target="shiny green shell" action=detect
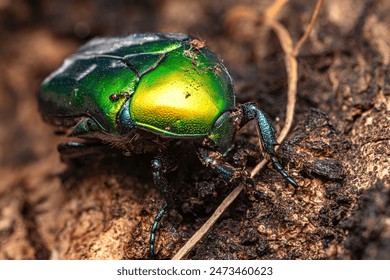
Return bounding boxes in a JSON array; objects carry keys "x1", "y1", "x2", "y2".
[{"x1": 39, "y1": 33, "x2": 235, "y2": 139}]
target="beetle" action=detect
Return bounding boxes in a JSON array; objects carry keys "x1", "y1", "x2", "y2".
[{"x1": 38, "y1": 33, "x2": 298, "y2": 258}]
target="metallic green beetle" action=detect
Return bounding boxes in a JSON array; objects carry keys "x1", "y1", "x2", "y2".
[{"x1": 39, "y1": 33, "x2": 297, "y2": 258}]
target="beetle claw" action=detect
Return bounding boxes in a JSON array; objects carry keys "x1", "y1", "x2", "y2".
[{"x1": 270, "y1": 156, "x2": 299, "y2": 189}]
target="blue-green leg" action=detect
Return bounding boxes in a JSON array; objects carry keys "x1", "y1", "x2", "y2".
[
  {"x1": 270, "y1": 156, "x2": 298, "y2": 188},
  {"x1": 149, "y1": 202, "x2": 168, "y2": 259},
  {"x1": 240, "y1": 103, "x2": 298, "y2": 188},
  {"x1": 151, "y1": 154, "x2": 178, "y2": 208},
  {"x1": 149, "y1": 153, "x2": 178, "y2": 258}
]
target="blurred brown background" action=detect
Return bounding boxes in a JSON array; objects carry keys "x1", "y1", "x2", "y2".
[{"x1": 0, "y1": 0, "x2": 389, "y2": 259}]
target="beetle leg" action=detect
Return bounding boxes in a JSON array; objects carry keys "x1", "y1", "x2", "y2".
[
  {"x1": 197, "y1": 146, "x2": 250, "y2": 180},
  {"x1": 239, "y1": 103, "x2": 298, "y2": 188},
  {"x1": 149, "y1": 202, "x2": 168, "y2": 259},
  {"x1": 57, "y1": 141, "x2": 108, "y2": 163},
  {"x1": 68, "y1": 117, "x2": 102, "y2": 138},
  {"x1": 149, "y1": 152, "x2": 179, "y2": 258},
  {"x1": 151, "y1": 153, "x2": 179, "y2": 208}
]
